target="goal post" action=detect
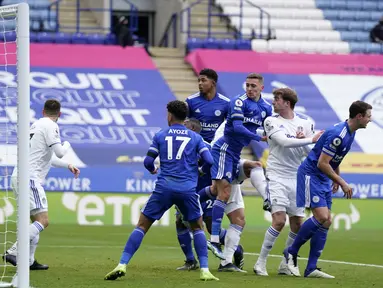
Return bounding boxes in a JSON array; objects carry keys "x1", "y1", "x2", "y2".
[{"x1": 0, "y1": 3, "x2": 30, "y2": 288}]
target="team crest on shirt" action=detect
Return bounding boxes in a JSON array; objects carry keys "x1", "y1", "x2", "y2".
[
  {"x1": 297, "y1": 126, "x2": 304, "y2": 133},
  {"x1": 261, "y1": 111, "x2": 266, "y2": 118},
  {"x1": 264, "y1": 119, "x2": 274, "y2": 132},
  {"x1": 226, "y1": 172, "x2": 232, "y2": 179},
  {"x1": 332, "y1": 137, "x2": 342, "y2": 146},
  {"x1": 235, "y1": 99, "x2": 243, "y2": 107},
  {"x1": 215, "y1": 110, "x2": 221, "y2": 116}
]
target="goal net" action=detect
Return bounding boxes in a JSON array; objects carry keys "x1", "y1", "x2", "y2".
[{"x1": 0, "y1": 3, "x2": 30, "y2": 288}]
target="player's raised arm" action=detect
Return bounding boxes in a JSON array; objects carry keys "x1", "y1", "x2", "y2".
[
  {"x1": 144, "y1": 133, "x2": 160, "y2": 174},
  {"x1": 264, "y1": 117, "x2": 323, "y2": 148},
  {"x1": 231, "y1": 99, "x2": 261, "y2": 142},
  {"x1": 197, "y1": 135, "x2": 213, "y2": 166}
]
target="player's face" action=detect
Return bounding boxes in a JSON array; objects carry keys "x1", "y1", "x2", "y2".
[
  {"x1": 184, "y1": 119, "x2": 192, "y2": 130},
  {"x1": 198, "y1": 75, "x2": 214, "y2": 94},
  {"x1": 358, "y1": 109, "x2": 372, "y2": 128},
  {"x1": 245, "y1": 78, "x2": 264, "y2": 99},
  {"x1": 272, "y1": 95, "x2": 288, "y2": 113}
]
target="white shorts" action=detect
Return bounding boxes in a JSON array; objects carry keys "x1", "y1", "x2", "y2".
[
  {"x1": 225, "y1": 184, "x2": 244, "y2": 215},
  {"x1": 11, "y1": 177, "x2": 48, "y2": 215},
  {"x1": 267, "y1": 175, "x2": 304, "y2": 217}
]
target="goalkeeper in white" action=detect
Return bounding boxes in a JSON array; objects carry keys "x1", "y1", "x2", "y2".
[
  {"x1": 254, "y1": 88, "x2": 323, "y2": 276},
  {"x1": 3, "y1": 99, "x2": 80, "y2": 270}
]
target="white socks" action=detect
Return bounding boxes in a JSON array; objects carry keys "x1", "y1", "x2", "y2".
[
  {"x1": 258, "y1": 226, "x2": 280, "y2": 263},
  {"x1": 221, "y1": 224, "x2": 243, "y2": 266}
]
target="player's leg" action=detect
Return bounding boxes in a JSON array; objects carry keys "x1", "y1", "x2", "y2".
[
  {"x1": 175, "y1": 210, "x2": 198, "y2": 270},
  {"x1": 218, "y1": 184, "x2": 246, "y2": 273},
  {"x1": 304, "y1": 192, "x2": 333, "y2": 278},
  {"x1": 210, "y1": 144, "x2": 236, "y2": 258},
  {"x1": 284, "y1": 169, "x2": 333, "y2": 277},
  {"x1": 255, "y1": 176, "x2": 288, "y2": 276},
  {"x1": 4, "y1": 178, "x2": 48, "y2": 270},
  {"x1": 176, "y1": 192, "x2": 219, "y2": 281},
  {"x1": 278, "y1": 178, "x2": 305, "y2": 275},
  {"x1": 105, "y1": 192, "x2": 170, "y2": 280}
]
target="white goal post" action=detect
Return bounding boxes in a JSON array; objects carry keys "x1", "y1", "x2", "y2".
[{"x1": 0, "y1": 3, "x2": 30, "y2": 288}]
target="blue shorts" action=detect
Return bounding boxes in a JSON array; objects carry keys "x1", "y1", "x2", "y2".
[
  {"x1": 142, "y1": 191, "x2": 202, "y2": 222},
  {"x1": 211, "y1": 140, "x2": 240, "y2": 183},
  {"x1": 296, "y1": 166, "x2": 332, "y2": 210}
]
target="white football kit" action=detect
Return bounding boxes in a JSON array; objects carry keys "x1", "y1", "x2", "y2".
[
  {"x1": 11, "y1": 117, "x2": 62, "y2": 215},
  {"x1": 264, "y1": 114, "x2": 315, "y2": 216}
]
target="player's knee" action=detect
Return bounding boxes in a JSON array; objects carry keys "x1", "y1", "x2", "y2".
[
  {"x1": 175, "y1": 218, "x2": 186, "y2": 230},
  {"x1": 322, "y1": 217, "x2": 332, "y2": 229},
  {"x1": 272, "y1": 212, "x2": 286, "y2": 231}
]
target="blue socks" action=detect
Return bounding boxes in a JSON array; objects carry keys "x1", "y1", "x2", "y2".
[
  {"x1": 120, "y1": 227, "x2": 145, "y2": 264},
  {"x1": 176, "y1": 228, "x2": 194, "y2": 262}
]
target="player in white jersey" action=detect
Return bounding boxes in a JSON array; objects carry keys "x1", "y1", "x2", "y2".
[
  {"x1": 254, "y1": 88, "x2": 323, "y2": 276},
  {"x1": 202, "y1": 121, "x2": 270, "y2": 272},
  {"x1": 3, "y1": 99, "x2": 80, "y2": 270}
]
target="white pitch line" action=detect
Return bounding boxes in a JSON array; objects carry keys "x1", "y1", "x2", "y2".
[{"x1": 42, "y1": 244, "x2": 383, "y2": 269}]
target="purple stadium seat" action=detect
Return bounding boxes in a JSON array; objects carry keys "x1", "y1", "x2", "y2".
[
  {"x1": 235, "y1": 40, "x2": 251, "y2": 50},
  {"x1": 204, "y1": 38, "x2": 220, "y2": 49},
  {"x1": 187, "y1": 38, "x2": 205, "y2": 52},
  {"x1": 30, "y1": 32, "x2": 38, "y2": 43},
  {"x1": 105, "y1": 33, "x2": 117, "y2": 45},
  {"x1": 217, "y1": 39, "x2": 236, "y2": 50}
]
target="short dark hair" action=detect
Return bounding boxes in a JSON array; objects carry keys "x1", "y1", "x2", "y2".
[
  {"x1": 273, "y1": 88, "x2": 298, "y2": 109},
  {"x1": 199, "y1": 68, "x2": 218, "y2": 83},
  {"x1": 186, "y1": 118, "x2": 202, "y2": 133},
  {"x1": 167, "y1": 100, "x2": 188, "y2": 121},
  {"x1": 246, "y1": 73, "x2": 264, "y2": 84},
  {"x1": 349, "y1": 101, "x2": 372, "y2": 118},
  {"x1": 44, "y1": 99, "x2": 61, "y2": 116}
]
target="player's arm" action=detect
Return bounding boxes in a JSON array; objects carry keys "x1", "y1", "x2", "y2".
[
  {"x1": 317, "y1": 134, "x2": 352, "y2": 198},
  {"x1": 197, "y1": 137, "x2": 213, "y2": 166},
  {"x1": 317, "y1": 153, "x2": 347, "y2": 187},
  {"x1": 51, "y1": 155, "x2": 80, "y2": 178},
  {"x1": 185, "y1": 99, "x2": 191, "y2": 117},
  {"x1": 302, "y1": 120, "x2": 316, "y2": 154},
  {"x1": 230, "y1": 99, "x2": 261, "y2": 141},
  {"x1": 45, "y1": 123, "x2": 70, "y2": 158},
  {"x1": 144, "y1": 133, "x2": 159, "y2": 174}
]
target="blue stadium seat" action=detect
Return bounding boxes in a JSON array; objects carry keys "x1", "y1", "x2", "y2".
[
  {"x1": 4, "y1": 31, "x2": 16, "y2": 42},
  {"x1": 71, "y1": 33, "x2": 88, "y2": 44},
  {"x1": 217, "y1": 39, "x2": 236, "y2": 50},
  {"x1": 54, "y1": 32, "x2": 71, "y2": 44},
  {"x1": 204, "y1": 38, "x2": 220, "y2": 49},
  {"x1": 105, "y1": 33, "x2": 117, "y2": 45},
  {"x1": 37, "y1": 32, "x2": 55, "y2": 43},
  {"x1": 349, "y1": 42, "x2": 366, "y2": 53},
  {"x1": 87, "y1": 33, "x2": 106, "y2": 45},
  {"x1": 235, "y1": 39, "x2": 251, "y2": 50},
  {"x1": 30, "y1": 32, "x2": 38, "y2": 43},
  {"x1": 187, "y1": 38, "x2": 205, "y2": 51},
  {"x1": 365, "y1": 43, "x2": 383, "y2": 54}
]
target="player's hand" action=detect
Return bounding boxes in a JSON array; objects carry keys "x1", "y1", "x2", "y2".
[
  {"x1": 332, "y1": 182, "x2": 339, "y2": 193},
  {"x1": 340, "y1": 183, "x2": 353, "y2": 199},
  {"x1": 312, "y1": 130, "x2": 324, "y2": 143},
  {"x1": 296, "y1": 131, "x2": 305, "y2": 139},
  {"x1": 150, "y1": 166, "x2": 158, "y2": 175},
  {"x1": 261, "y1": 136, "x2": 268, "y2": 142},
  {"x1": 263, "y1": 198, "x2": 271, "y2": 212},
  {"x1": 68, "y1": 164, "x2": 80, "y2": 179}
]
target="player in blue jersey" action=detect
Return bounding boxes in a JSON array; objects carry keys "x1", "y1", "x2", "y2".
[
  {"x1": 284, "y1": 100, "x2": 372, "y2": 279},
  {"x1": 209, "y1": 73, "x2": 272, "y2": 258},
  {"x1": 185, "y1": 68, "x2": 230, "y2": 143},
  {"x1": 104, "y1": 100, "x2": 219, "y2": 281}
]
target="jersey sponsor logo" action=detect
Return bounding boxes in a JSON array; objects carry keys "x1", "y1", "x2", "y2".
[
  {"x1": 235, "y1": 99, "x2": 243, "y2": 107},
  {"x1": 244, "y1": 117, "x2": 262, "y2": 125},
  {"x1": 201, "y1": 122, "x2": 219, "y2": 129}
]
